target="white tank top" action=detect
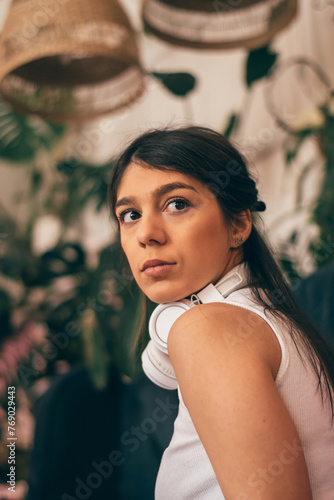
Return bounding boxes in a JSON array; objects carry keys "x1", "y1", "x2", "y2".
[{"x1": 155, "y1": 287, "x2": 334, "y2": 499}]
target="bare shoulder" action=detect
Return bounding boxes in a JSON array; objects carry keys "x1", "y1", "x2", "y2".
[
  {"x1": 168, "y1": 302, "x2": 281, "y2": 379},
  {"x1": 167, "y1": 302, "x2": 312, "y2": 499}
]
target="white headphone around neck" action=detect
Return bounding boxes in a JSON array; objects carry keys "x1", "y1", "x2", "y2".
[{"x1": 141, "y1": 263, "x2": 248, "y2": 390}]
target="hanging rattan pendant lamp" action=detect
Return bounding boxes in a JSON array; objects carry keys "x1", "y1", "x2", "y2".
[
  {"x1": 142, "y1": 0, "x2": 298, "y2": 50},
  {"x1": 0, "y1": 0, "x2": 144, "y2": 122}
]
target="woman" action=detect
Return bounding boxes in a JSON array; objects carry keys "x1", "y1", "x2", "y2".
[{"x1": 108, "y1": 126, "x2": 334, "y2": 499}]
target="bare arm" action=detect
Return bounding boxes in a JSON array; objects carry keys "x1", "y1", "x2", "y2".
[{"x1": 168, "y1": 303, "x2": 313, "y2": 500}]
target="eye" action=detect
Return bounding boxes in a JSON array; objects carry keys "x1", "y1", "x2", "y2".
[
  {"x1": 165, "y1": 198, "x2": 189, "y2": 212},
  {"x1": 118, "y1": 209, "x2": 141, "y2": 224}
]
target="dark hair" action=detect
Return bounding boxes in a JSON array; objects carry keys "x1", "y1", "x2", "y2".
[{"x1": 108, "y1": 125, "x2": 334, "y2": 416}]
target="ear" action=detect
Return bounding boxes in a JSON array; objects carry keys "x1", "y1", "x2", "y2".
[{"x1": 229, "y1": 210, "x2": 252, "y2": 248}]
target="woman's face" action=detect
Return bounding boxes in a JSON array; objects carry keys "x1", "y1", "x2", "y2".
[{"x1": 115, "y1": 163, "x2": 243, "y2": 303}]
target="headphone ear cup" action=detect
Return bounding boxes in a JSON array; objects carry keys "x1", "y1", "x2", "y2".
[
  {"x1": 141, "y1": 340, "x2": 178, "y2": 390},
  {"x1": 149, "y1": 301, "x2": 191, "y2": 353},
  {"x1": 142, "y1": 300, "x2": 191, "y2": 390}
]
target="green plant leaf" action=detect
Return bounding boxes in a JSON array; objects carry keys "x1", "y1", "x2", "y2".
[
  {"x1": 0, "y1": 288, "x2": 12, "y2": 339},
  {"x1": 245, "y1": 45, "x2": 278, "y2": 88},
  {"x1": 279, "y1": 258, "x2": 300, "y2": 281},
  {"x1": 296, "y1": 160, "x2": 316, "y2": 207},
  {"x1": 151, "y1": 72, "x2": 196, "y2": 96},
  {"x1": 222, "y1": 113, "x2": 239, "y2": 138},
  {"x1": 54, "y1": 158, "x2": 114, "y2": 219},
  {"x1": 322, "y1": 112, "x2": 334, "y2": 167},
  {"x1": 284, "y1": 130, "x2": 313, "y2": 165},
  {"x1": 0, "y1": 99, "x2": 66, "y2": 163},
  {"x1": 94, "y1": 242, "x2": 143, "y2": 379},
  {"x1": 83, "y1": 316, "x2": 110, "y2": 390}
]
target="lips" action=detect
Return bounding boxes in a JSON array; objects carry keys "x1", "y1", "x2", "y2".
[{"x1": 141, "y1": 259, "x2": 176, "y2": 272}]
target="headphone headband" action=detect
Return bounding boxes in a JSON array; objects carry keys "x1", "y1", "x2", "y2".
[{"x1": 197, "y1": 263, "x2": 247, "y2": 303}]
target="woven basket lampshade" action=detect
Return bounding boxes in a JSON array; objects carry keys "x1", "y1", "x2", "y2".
[
  {"x1": 142, "y1": 0, "x2": 298, "y2": 50},
  {"x1": 0, "y1": 0, "x2": 144, "y2": 122}
]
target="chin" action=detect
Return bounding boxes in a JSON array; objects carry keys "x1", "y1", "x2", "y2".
[
  {"x1": 145, "y1": 287, "x2": 192, "y2": 305},
  {"x1": 147, "y1": 293, "x2": 177, "y2": 305}
]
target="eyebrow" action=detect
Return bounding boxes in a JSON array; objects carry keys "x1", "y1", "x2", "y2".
[{"x1": 115, "y1": 182, "x2": 199, "y2": 209}]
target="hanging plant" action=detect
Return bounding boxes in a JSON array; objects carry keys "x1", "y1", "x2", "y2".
[
  {"x1": 264, "y1": 57, "x2": 334, "y2": 272},
  {"x1": 311, "y1": 105, "x2": 334, "y2": 266}
]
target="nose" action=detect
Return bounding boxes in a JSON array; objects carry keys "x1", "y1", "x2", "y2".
[{"x1": 137, "y1": 213, "x2": 167, "y2": 247}]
